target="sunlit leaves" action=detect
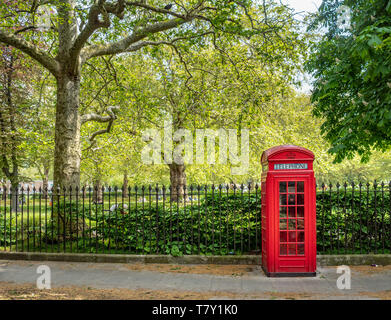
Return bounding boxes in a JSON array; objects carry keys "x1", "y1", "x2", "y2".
[{"x1": 306, "y1": 0, "x2": 391, "y2": 163}]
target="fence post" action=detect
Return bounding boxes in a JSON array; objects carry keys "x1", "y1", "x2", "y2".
[
  {"x1": 381, "y1": 182, "x2": 385, "y2": 254},
  {"x1": 358, "y1": 182, "x2": 363, "y2": 254},
  {"x1": 321, "y1": 183, "x2": 325, "y2": 254},
  {"x1": 329, "y1": 183, "x2": 333, "y2": 254},
  {"x1": 351, "y1": 181, "x2": 355, "y2": 254},
  {"x1": 373, "y1": 180, "x2": 378, "y2": 254}
]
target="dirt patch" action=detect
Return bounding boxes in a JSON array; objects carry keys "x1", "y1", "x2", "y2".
[
  {"x1": 122, "y1": 264, "x2": 259, "y2": 276},
  {"x1": 349, "y1": 265, "x2": 391, "y2": 275},
  {"x1": 0, "y1": 260, "x2": 259, "y2": 276},
  {"x1": 0, "y1": 282, "x2": 220, "y2": 300},
  {"x1": 358, "y1": 290, "x2": 391, "y2": 300},
  {"x1": 0, "y1": 282, "x2": 340, "y2": 300}
]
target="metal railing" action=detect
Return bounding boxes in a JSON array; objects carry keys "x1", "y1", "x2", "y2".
[
  {"x1": 317, "y1": 181, "x2": 391, "y2": 254},
  {"x1": 0, "y1": 181, "x2": 390, "y2": 255}
]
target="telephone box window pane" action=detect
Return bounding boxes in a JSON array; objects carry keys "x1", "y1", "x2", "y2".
[
  {"x1": 280, "y1": 219, "x2": 287, "y2": 230},
  {"x1": 288, "y1": 244, "x2": 296, "y2": 255},
  {"x1": 288, "y1": 182, "x2": 295, "y2": 193},
  {"x1": 297, "y1": 206, "x2": 304, "y2": 217},
  {"x1": 279, "y1": 182, "x2": 287, "y2": 193},
  {"x1": 280, "y1": 244, "x2": 287, "y2": 255},
  {"x1": 298, "y1": 244, "x2": 305, "y2": 255},
  {"x1": 297, "y1": 194, "x2": 304, "y2": 205},
  {"x1": 280, "y1": 206, "x2": 287, "y2": 218},
  {"x1": 288, "y1": 194, "x2": 295, "y2": 205},
  {"x1": 280, "y1": 231, "x2": 287, "y2": 242},
  {"x1": 297, "y1": 181, "x2": 304, "y2": 192},
  {"x1": 297, "y1": 219, "x2": 304, "y2": 230},
  {"x1": 298, "y1": 231, "x2": 305, "y2": 242},
  {"x1": 288, "y1": 219, "x2": 296, "y2": 230},
  {"x1": 288, "y1": 206, "x2": 295, "y2": 217},
  {"x1": 288, "y1": 231, "x2": 296, "y2": 242},
  {"x1": 280, "y1": 194, "x2": 287, "y2": 205}
]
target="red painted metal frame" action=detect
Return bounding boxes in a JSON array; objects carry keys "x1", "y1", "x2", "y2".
[{"x1": 261, "y1": 145, "x2": 316, "y2": 277}]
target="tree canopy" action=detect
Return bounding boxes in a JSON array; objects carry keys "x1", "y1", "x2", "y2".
[
  {"x1": 1, "y1": 0, "x2": 391, "y2": 192},
  {"x1": 306, "y1": 0, "x2": 391, "y2": 163}
]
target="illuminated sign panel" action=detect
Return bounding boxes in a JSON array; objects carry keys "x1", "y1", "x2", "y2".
[{"x1": 274, "y1": 163, "x2": 308, "y2": 170}]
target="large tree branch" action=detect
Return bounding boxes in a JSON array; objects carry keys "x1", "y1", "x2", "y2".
[
  {"x1": 125, "y1": 1, "x2": 187, "y2": 19},
  {"x1": 81, "y1": 106, "x2": 119, "y2": 124},
  {"x1": 0, "y1": 29, "x2": 60, "y2": 76},
  {"x1": 88, "y1": 125, "x2": 113, "y2": 143},
  {"x1": 122, "y1": 31, "x2": 214, "y2": 52},
  {"x1": 81, "y1": 106, "x2": 119, "y2": 152},
  {"x1": 70, "y1": 0, "x2": 126, "y2": 66},
  {"x1": 70, "y1": 4, "x2": 109, "y2": 64},
  {"x1": 81, "y1": 16, "x2": 192, "y2": 62}
]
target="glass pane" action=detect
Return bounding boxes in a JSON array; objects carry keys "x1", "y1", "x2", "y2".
[
  {"x1": 279, "y1": 194, "x2": 287, "y2": 205},
  {"x1": 280, "y1": 231, "x2": 287, "y2": 242},
  {"x1": 280, "y1": 206, "x2": 287, "y2": 218},
  {"x1": 297, "y1": 219, "x2": 304, "y2": 230},
  {"x1": 298, "y1": 231, "x2": 305, "y2": 242},
  {"x1": 279, "y1": 182, "x2": 287, "y2": 193},
  {"x1": 297, "y1": 194, "x2": 304, "y2": 205},
  {"x1": 288, "y1": 244, "x2": 296, "y2": 255},
  {"x1": 280, "y1": 244, "x2": 287, "y2": 255},
  {"x1": 288, "y1": 219, "x2": 296, "y2": 230},
  {"x1": 297, "y1": 181, "x2": 304, "y2": 192},
  {"x1": 298, "y1": 244, "x2": 305, "y2": 255},
  {"x1": 288, "y1": 231, "x2": 296, "y2": 242},
  {"x1": 297, "y1": 206, "x2": 304, "y2": 217},
  {"x1": 288, "y1": 194, "x2": 295, "y2": 205},
  {"x1": 288, "y1": 181, "x2": 295, "y2": 193},
  {"x1": 280, "y1": 219, "x2": 287, "y2": 230},
  {"x1": 288, "y1": 206, "x2": 295, "y2": 217}
]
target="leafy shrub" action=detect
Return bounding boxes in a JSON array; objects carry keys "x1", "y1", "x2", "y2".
[
  {"x1": 316, "y1": 189, "x2": 391, "y2": 253},
  {"x1": 0, "y1": 212, "x2": 17, "y2": 246},
  {"x1": 86, "y1": 193, "x2": 262, "y2": 255}
]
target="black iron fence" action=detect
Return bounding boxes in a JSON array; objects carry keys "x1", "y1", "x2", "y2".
[
  {"x1": 0, "y1": 182, "x2": 390, "y2": 255},
  {"x1": 317, "y1": 181, "x2": 391, "y2": 254}
]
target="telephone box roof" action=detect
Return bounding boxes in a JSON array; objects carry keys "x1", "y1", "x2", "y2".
[{"x1": 261, "y1": 145, "x2": 315, "y2": 163}]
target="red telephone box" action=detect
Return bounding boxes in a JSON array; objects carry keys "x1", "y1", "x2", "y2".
[{"x1": 261, "y1": 145, "x2": 316, "y2": 277}]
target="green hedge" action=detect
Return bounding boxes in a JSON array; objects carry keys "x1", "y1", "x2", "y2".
[
  {"x1": 85, "y1": 193, "x2": 261, "y2": 255},
  {"x1": 316, "y1": 189, "x2": 391, "y2": 254},
  {"x1": 1, "y1": 189, "x2": 390, "y2": 254}
]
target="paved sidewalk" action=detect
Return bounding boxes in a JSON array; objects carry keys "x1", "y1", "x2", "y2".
[{"x1": 0, "y1": 260, "x2": 390, "y2": 299}]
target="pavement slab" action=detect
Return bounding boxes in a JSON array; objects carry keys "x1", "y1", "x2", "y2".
[{"x1": 0, "y1": 259, "x2": 390, "y2": 300}]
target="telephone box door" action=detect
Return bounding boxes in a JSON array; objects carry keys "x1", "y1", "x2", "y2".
[{"x1": 275, "y1": 177, "x2": 312, "y2": 273}]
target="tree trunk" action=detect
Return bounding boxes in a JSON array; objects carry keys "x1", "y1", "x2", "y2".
[
  {"x1": 10, "y1": 180, "x2": 19, "y2": 213},
  {"x1": 123, "y1": 170, "x2": 128, "y2": 198},
  {"x1": 42, "y1": 165, "x2": 49, "y2": 199},
  {"x1": 93, "y1": 179, "x2": 103, "y2": 204},
  {"x1": 2, "y1": 184, "x2": 6, "y2": 200},
  {"x1": 50, "y1": 74, "x2": 84, "y2": 240},
  {"x1": 169, "y1": 163, "x2": 186, "y2": 202},
  {"x1": 53, "y1": 74, "x2": 81, "y2": 190}
]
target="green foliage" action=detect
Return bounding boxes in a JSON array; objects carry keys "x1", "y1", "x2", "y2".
[
  {"x1": 87, "y1": 193, "x2": 261, "y2": 255},
  {"x1": 306, "y1": 0, "x2": 391, "y2": 163},
  {"x1": 1, "y1": 187, "x2": 391, "y2": 254},
  {"x1": 316, "y1": 186, "x2": 391, "y2": 254},
  {"x1": 43, "y1": 201, "x2": 88, "y2": 243},
  {"x1": 0, "y1": 212, "x2": 17, "y2": 246}
]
